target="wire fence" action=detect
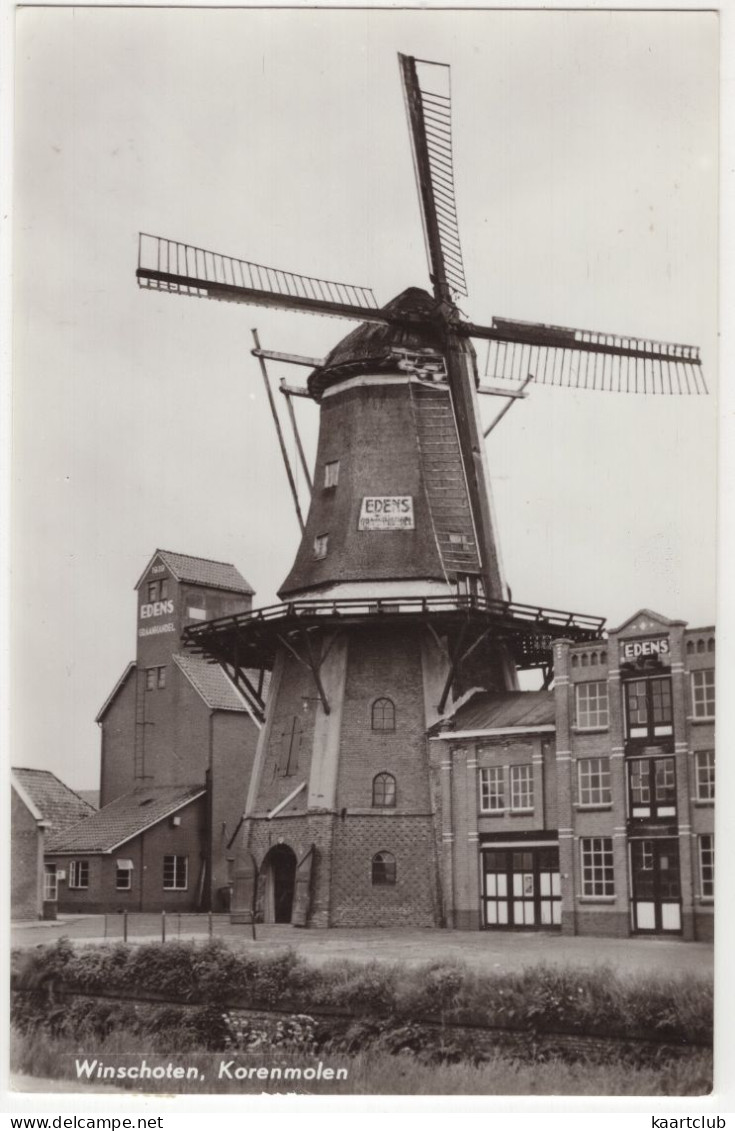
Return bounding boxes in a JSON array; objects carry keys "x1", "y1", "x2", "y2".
[{"x1": 100, "y1": 912, "x2": 255, "y2": 943}]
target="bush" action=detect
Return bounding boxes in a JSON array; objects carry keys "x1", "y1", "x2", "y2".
[{"x1": 11, "y1": 939, "x2": 713, "y2": 1049}]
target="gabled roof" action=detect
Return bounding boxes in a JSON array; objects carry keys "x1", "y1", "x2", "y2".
[
  {"x1": 11, "y1": 768, "x2": 95, "y2": 831},
  {"x1": 610, "y1": 608, "x2": 687, "y2": 635},
  {"x1": 46, "y1": 784, "x2": 206, "y2": 854},
  {"x1": 135, "y1": 550, "x2": 254, "y2": 595},
  {"x1": 173, "y1": 652, "x2": 258, "y2": 712},
  {"x1": 96, "y1": 662, "x2": 137, "y2": 722},
  {"x1": 430, "y1": 690, "x2": 555, "y2": 737}
]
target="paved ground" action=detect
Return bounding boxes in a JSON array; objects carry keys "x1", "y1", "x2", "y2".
[{"x1": 11, "y1": 915, "x2": 713, "y2": 977}]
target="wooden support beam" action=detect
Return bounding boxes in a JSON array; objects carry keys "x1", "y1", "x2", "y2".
[
  {"x1": 252, "y1": 348, "x2": 324, "y2": 368},
  {"x1": 280, "y1": 379, "x2": 313, "y2": 491},
  {"x1": 251, "y1": 328, "x2": 306, "y2": 533}
]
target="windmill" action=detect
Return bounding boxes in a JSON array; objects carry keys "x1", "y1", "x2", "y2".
[{"x1": 135, "y1": 55, "x2": 705, "y2": 927}]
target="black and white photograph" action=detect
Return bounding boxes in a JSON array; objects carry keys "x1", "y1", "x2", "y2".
[{"x1": 7, "y1": 1, "x2": 723, "y2": 1110}]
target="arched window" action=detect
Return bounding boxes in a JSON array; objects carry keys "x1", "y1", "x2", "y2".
[
  {"x1": 571, "y1": 655, "x2": 579, "y2": 669},
  {"x1": 581, "y1": 654, "x2": 589, "y2": 668},
  {"x1": 686, "y1": 640, "x2": 695, "y2": 655},
  {"x1": 697, "y1": 639, "x2": 705, "y2": 654},
  {"x1": 371, "y1": 697, "x2": 395, "y2": 732},
  {"x1": 372, "y1": 851, "x2": 396, "y2": 885},
  {"x1": 707, "y1": 637, "x2": 715, "y2": 652},
  {"x1": 600, "y1": 651, "x2": 607, "y2": 665},
  {"x1": 372, "y1": 773, "x2": 396, "y2": 808},
  {"x1": 590, "y1": 652, "x2": 598, "y2": 666}
]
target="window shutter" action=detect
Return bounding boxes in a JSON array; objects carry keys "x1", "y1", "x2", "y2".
[
  {"x1": 230, "y1": 851, "x2": 259, "y2": 925},
  {"x1": 291, "y1": 845, "x2": 315, "y2": 928}
]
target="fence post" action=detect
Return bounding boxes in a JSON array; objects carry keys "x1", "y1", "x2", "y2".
[
  {"x1": 162, "y1": 910, "x2": 166, "y2": 943},
  {"x1": 123, "y1": 909, "x2": 128, "y2": 943},
  {"x1": 208, "y1": 910, "x2": 213, "y2": 939},
  {"x1": 103, "y1": 914, "x2": 107, "y2": 940},
  {"x1": 178, "y1": 912, "x2": 181, "y2": 938}
]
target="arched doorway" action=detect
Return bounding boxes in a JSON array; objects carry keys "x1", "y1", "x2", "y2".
[{"x1": 262, "y1": 844, "x2": 297, "y2": 923}]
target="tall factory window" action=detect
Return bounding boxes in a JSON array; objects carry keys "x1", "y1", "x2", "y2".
[
  {"x1": 371, "y1": 698, "x2": 396, "y2": 732},
  {"x1": 479, "y1": 766, "x2": 504, "y2": 812},
  {"x1": 695, "y1": 750, "x2": 715, "y2": 802},
  {"x1": 699, "y1": 835, "x2": 714, "y2": 898},
  {"x1": 313, "y1": 534, "x2": 329, "y2": 560},
  {"x1": 372, "y1": 773, "x2": 396, "y2": 808},
  {"x1": 628, "y1": 756, "x2": 676, "y2": 820},
  {"x1": 577, "y1": 757, "x2": 612, "y2": 806},
  {"x1": 624, "y1": 676, "x2": 673, "y2": 740},
  {"x1": 575, "y1": 681, "x2": 609, "y2": 730},
  {"x1": 324, "y1": 460, "x2": 340, "y2": 488},
  {"x1": 69, "y1": 860, "x2": 89, "y2": 890},
  {"x1": 371, "y1": 851, "x2": 396, "y2": 886},
  {"x1": 691, "y1": 669, "x2": 715, "y2": 719},
  {"x1": 163, "y1": 855, "x2": 188, "y2": 891},
  {"x1": 580, "y1": 838, "x2": 614, "y2": 897},
  {"x1": 510, "y1": 764, "x2": 533, "y2": 811}
]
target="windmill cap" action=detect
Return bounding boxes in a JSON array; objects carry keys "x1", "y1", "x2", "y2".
[{"x1": 307, "y1": 287, "x2": 443, "y2": 399}]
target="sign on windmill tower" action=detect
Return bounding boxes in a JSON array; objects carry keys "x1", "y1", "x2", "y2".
[{"x1": 137, "y1": 54, "x2": 705, "y2": 929}]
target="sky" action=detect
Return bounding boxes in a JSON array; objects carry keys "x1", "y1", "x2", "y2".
[{"x1": 11, "y1": 7, "x2": 719, "y2": 790}]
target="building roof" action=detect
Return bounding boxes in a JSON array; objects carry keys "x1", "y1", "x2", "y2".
[
  {"x1": 135, "y1": 550, "x2": 254, "y2": 595},
  {"x1": 431, "y1": 690, "x2": 556, "y2": 736},
  {"x1": 173, "y1": 652, "x2": 269, "y2": 712},
  {"x1": 307, "y1": 288, "x2": 444, "y2": 400},
  {"x1": 46, "y1": 783, "x2": 206, "y2": 854},
  {"x1": 76, "y1": 790, "x2": 100, "y2": 810},
  {"x1": 11, "y1": 768, "x2": 95, "y2": 831}
]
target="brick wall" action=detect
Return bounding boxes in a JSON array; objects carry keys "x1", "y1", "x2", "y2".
[
  {"x1": 11, "y1": 788, "x2": 42, "y2": 920},
  {"x1": 100, "y1": 668, "x2": 137, "y2": 806}
]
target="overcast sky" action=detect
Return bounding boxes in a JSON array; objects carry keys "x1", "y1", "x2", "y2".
[{"x1": 12, "y1": 7, "x2": 718, "y2": 790}]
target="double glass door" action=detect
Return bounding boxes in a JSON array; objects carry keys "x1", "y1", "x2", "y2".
[
  {"x1": 630, "y1": 838, "x2": 681, "y2": 932},
  {"x1": 482, "y1": 847, "x2": 561, "y2": 929}
]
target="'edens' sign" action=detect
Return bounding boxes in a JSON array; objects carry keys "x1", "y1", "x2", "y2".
[
  {"x1": 358, "y1": 496, "x2": 414, "y2": 530},
  {"x1": 620, "y1": 637, "x2": 670, "y2": 661},
  {"x1": 140, "y1": 599, "x2": 175, "y2": 620}
]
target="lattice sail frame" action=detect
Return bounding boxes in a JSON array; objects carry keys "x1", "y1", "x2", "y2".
[{"x1": 482, "y1": 317, "x2": 706, "y2": 395}]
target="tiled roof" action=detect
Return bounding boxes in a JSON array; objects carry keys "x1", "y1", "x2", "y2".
[
  {"x1": 46, "y1": 784, "x2": 206, "y2": 854},
  {"x1": 174, "y1": 653, "x2": 252, "y2": 712},
  {"x1": 137, "y1": 550, "x2": 254, "y2": 595},
  {"x1": 433, "y1": 690, "x2": 556, "y2": 735},
  {"x1": 76, "y1": 790, "x2": 100, "y2": 810},
  {"x1": 12, "y1": 769, "x2": 95, "y2": 831}
]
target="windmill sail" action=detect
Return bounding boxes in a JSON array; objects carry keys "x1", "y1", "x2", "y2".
[
  {"x1": 474, "y1": 316, "x2": 706, "y2": 395},
  {"x1": 136, "y1": 233, "x2": 383, "y2": 324},
  {"x1": 399, "y1": 55, "x2": 467, "y2": 301}
]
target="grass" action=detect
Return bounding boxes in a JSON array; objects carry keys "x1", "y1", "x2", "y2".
[{"x1": 10, "y1": 1027, "x2": 713, "y2": 1097}]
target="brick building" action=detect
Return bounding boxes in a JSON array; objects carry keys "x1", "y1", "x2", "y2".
[
  {"x1": 44, "y1": 550, "x2": 266, "y2": 913},
  {"x1": 11, "y1": 769, "x2": 94, "y2": 919},
  {"x1": 430, "y1": 610, "x2": 715, "y2": 940}
]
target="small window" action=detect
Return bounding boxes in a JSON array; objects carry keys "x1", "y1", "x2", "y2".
[
  {"x1": 372, "y1": 772, "x2": 396, "y2": 808},
  {"x1": 372, "y1": 851, "x2": 396, "y2": 886},
  {"x1": 580, "y1": 838, "x2": 614, "y2": 897},
  {"x1": 371, "y1": 697, "x2": 395, "y2": 732},
  {"x1": 686, "y1": 640, "x2": 695, "y2": 655},
  {"x1": 510, "y1": 764, "x2": 533, "y2": 811},
  {"x1": 695, "y1": 750, "x2": 715, "y2": 802},
  {"x1": 147, "y1": 581, "x2": 159, "y2": 602},
  {"x1": 160, "y1": 579, "x2": 169, "y2": 600},
  {"x1": 146, "y1": 666, "x2": 166, "y2": 691},
  {"x1": 575, "y1": 681, "x2": 609, "y2": 729},
  {"x1": 324, "y1": 460, "x2": 340, "y2": 489},
  {"x1": 116, "y1": 861, "x2": 133, "y2": 891},
  {"x1": 479, "y1": 766, "x2": 504, "y2": 812},
  {"x1": 314, "y1": 534, "x2": 329, "y2": 560},
  {"x1": 577, "y1": 757, "x2": 612, "y2": 806},
  {"x1": 163, "y1": 855, "x2": 188, "y2": 891},
  {"x1": 692, "y1": 670, "x2": 715, "y2": 719},
  {"x1": 699, "y1": 835, "x2": 714, "y2": 898},
  {"x1": 448, "y1": 533, "x2": 472, "y2": 550},
  {"x1": 43, "y1": 864, "x2": 58, "y2": 902},
  {"x1": 69, "y1": 860, "x2": 89, "y2": 890}
]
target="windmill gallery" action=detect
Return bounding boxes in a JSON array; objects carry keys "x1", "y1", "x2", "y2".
[{"x1": 33, "y1": 55, "x2": 714, "y2": 941}]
